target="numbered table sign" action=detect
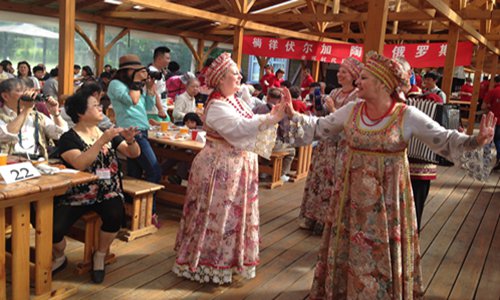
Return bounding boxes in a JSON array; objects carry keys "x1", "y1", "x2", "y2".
[{"x1": 0, "y1": 162, "x2": 41, "y2": 184}]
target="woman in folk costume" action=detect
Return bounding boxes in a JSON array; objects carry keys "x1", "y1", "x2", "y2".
[
  {"x1": 284, "y1": 52, "x2": 496, "y2": 299},
  {"x1": 299, "y1": 57, "x2": 363, "y2": 235},
  {"x1": 173, "y1": 53, "x2": 286, "y2": 284}
]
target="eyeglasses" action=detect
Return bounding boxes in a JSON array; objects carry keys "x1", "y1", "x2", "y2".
[{"x1": 90, "y1": 104, "x2": 103, "y2": 109}]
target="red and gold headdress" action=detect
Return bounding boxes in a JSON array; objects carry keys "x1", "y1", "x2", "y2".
[
  {"x1": 364, "y1": 51, "x2": 411, "y2": 93},
  {"x1": 203, "y1": 52, "x2": 237, "y2": 88},
  {"x1": 341, "y1": 57, "x2": 364, "y2": 80}
]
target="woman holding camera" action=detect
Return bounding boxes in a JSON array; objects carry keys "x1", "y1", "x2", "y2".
[
  {"x1": 0, "y1": 78, "x2": 67, "y2": 160},
  {"x1": 107, "y1": 54, "x2": 162, "y2": 226}
]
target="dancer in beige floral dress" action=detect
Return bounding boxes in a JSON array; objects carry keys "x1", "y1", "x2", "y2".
[
  {"x1": 285, "y1": 52, "x2": 496, "y2": 299},
  {"x1": 299, "y1": 57, "x2": 363, "y2": 235},
  {"x1": 173, "y1": 53, "x2": 286, "y2": 284}
]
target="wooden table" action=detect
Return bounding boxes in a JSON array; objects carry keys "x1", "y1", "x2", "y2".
[
  {"x1": 149, "y1": 132, "x2": 204, "y2": 205},
  {"x1": 0, "y1": 169, "x2": 97, "y2": 300}
]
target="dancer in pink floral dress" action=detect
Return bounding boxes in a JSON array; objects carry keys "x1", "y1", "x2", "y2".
[
  {"x1": 285, "y1": 52, "x2": 497, "y2": 299},
  {"x1": 299, "y1": 57, "x2": 363, "y2": 234},
  {"x1": 172, "y1": 53, "x2": 286, "y2": 284}
]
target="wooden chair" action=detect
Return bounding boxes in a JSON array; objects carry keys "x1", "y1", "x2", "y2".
[
  {"x1": 122, "y1": 178, "x2": 164, "y2": 242},
  {"x1": 259, "y1": 151, "x2": 289, "y2": 189},
  {"x1": 67, "y1": 211, "x2": 116, "y2": 275}
]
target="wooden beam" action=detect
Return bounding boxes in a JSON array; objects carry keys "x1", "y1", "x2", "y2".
[
  {"x1": 96, "y1": 24, "x2": 105, "y2": 75},
  {"x1": 196, "y1": 39, "x2": 205, "y2": 71},
  {"x1": 441, "y1": 24, "x2": 460, "y2": 101},
  {"x1": 245, "y1": 0, "x2": 256, "y2": 13},
  {"x1": 0, "y1": 1, "x2": 228, "y2": 43},
  {"x1": 488, "y1": 54, "x2": 498, "y2": 90},
  {"x1": 201, "y1": 41, "x2": 220, "y2": 64},
  {"x1": 468, "y1": 46, "x2": 487, "y2": 134},
  {"x1": 104, "y1": 28, "x2": 130, "y2": 55},
  {"x1": 75, "y1": 0, "x2": 102, "y2": 10},
  {"x1": 58, "y1": 0, "x2": 75, "y2": 98},
  {"x1": 426, "y1": 20, "x2": 433, "y2": 43},
  {"x1": 364, "y1": 0, "x2": 389, "y2": 54},
  {"x1": 312, "y1": 61, "x2": 320, "y2": 81},
  {"x1": 441, "y1": 0, "x2": 463, "y2": 100},
  {"x1": 233, "y1": 26, "x2": 244, "y2": 68},
  {"x1": 424, "y1": 0, "x2": 500, "y2": 55},
  {"x1": 75, "y1": 24, "x2": 100, "y2": 56},
  {"x1": 101, "y1": 11, "x2": 189, "y2": 20},
  {"x1": 292, "y1": 8, "x2": 317, "y2": 33},
  {"x1": 181, "y1": 37, "x2": 202, "y2": 67},
  {"x1": 256, "y1": 56, "x2": 269, "y2": 78},
  {"x1": 218, "y1": 0, "x2": 234, "y2": 13},
  {"x1": 460, "y1": 8, "x2": 500, "y2": 20},
  {"x1": 305, "y1": 0, "x2": 323, "y2": 32},
  {"x1": 392, "y1": 0, "x2": 402, "y2": 34},
  {"x1": 124, "y1": 0, "x2": 348, "y2": 43},
  {"x1": 242, "y1": 12, "x2": 367, "y2": 23}
]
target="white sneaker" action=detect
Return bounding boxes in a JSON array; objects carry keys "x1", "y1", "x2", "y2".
[{"x1": 280, "y1": 175, "x2": 290, "y2": 182}]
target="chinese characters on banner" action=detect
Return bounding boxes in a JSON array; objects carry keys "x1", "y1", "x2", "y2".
[{"x1": 243, "y1": 35, "x2": 473, "y2": 68}]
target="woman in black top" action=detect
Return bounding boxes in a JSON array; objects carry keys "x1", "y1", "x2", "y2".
[{"x1": 52, "y1": 88, "x2": 140, "y2": 283}]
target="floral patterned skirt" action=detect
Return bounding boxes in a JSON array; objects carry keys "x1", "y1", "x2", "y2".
[
  {"x1": 310, "y1": 152, "x2": 423, "y2": 299},
  {"x1": 298, "y1": 140, "x2": 340, "y2": 232},
  {"x1": 173, "y1": 140, "x2": 260, "y2": 284}
]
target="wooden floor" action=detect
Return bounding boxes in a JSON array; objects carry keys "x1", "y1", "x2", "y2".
[{"x1": 49, "y1": 166, "x2": 500, "y2": 300}]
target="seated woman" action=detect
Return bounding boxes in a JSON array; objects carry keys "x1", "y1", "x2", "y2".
[{"x1": 52, "y1": 88, "x2": 140, "y2": 283}]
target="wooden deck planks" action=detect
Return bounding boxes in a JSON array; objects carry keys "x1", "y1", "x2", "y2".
[
  {"x1": 43, "y1": 169, "x2": 500, "y2": 300},
  {"x1": 423, "y1": 176, "x2": 495, "y2": 298}
]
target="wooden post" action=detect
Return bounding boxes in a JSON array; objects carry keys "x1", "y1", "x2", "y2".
[
  {"x1": 441, "y1": 24, "x2": 460, "y2": 101},
  {"x1": 96, "y1": 24, "x2": 105, "y2": 74},
  {"x1": 392, "y1": 0, "x2": 402, "y2": 34},
  {"x1": 196, "y1": 39, "x2": 205, "y2": 71},
  {"x1": 468, "y1": 46, "x2": 487, "y2": 135},
  {"x1": 58, "y1": 0, "x2": 76, "y2": 98},
  {"x1": 256, "y1": 56, "x2": 269, "y2": 79},
  {"x1": 489, "y1": 54, "x2": 498, "y2": 90},
  {"x1": 232, "y1": 26, "x2": 244, "y2": 68},
  {"x1": 364, "y1": 0, "x2": 389, "y2": 54},
  {"x1": 311, "y1": 61, "x2": 320, "y2": 81}
]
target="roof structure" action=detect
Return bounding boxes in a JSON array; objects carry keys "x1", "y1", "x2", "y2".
[{"x1": 0, "y1": 0, "x2": 497, "y2": 134}]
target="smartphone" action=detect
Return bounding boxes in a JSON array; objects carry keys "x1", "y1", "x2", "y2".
[{"x1": 314, "y1": 87, "x2": 323, "y2": 111}]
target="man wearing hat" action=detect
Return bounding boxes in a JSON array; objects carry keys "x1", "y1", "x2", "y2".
[{"x1": 107, "y1": 54, "x2": 162, "y2": 227}]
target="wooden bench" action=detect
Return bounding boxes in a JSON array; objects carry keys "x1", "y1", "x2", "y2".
[
  {"x1": 259, "y1": 151, "x2": 289, "y2": 189},
  {"x1": 122, "y1": 178, "x2": 164, "y2": 242},
  {"x1": 290, "y1": 144, "x2": 313, "y2": 182},
  {"x1": 67, "y1": 211, "x2": 116, "y2": 275}
]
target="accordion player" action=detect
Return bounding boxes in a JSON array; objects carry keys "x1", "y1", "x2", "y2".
[{"x1": 406, "y1": 97, "x2": 461, "y2": 165}]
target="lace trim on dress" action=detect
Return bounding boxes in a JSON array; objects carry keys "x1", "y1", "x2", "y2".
[
  {"x1": 455, "y1": 141, "x2": 497, "y2": 181},
  {"x1": 172, "y1": 262, "x2": 256, "y2": 285},
  {"x1": 254, "y1": 120, "x2": 277, "y2": 160}
]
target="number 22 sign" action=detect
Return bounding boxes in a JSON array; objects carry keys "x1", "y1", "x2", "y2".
[{"x1": 0, "y1": 162, "x2": 41, "y2": 184}]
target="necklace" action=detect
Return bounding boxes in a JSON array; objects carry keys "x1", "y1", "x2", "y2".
[
  {"x1": 227, "y1": 96, "x2": 253, "y2": 119},
  {"x1": 360, "y1": 101, "x2": 396, "y2": 127}
]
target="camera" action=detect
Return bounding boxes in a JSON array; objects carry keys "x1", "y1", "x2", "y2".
[
  {"x1": 148, "y1": 70, "x2": 163, "y2": 81},
  {"x1": 20, "y1": 93, "x2": 48, "y2": 102},
  {"x1": 313, "y1": 88, "x2": 323, "y2": 111}
]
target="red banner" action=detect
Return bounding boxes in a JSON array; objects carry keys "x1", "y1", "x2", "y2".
[{"x1": 243, "y1": 35, "x2": 473, "y2": 68}]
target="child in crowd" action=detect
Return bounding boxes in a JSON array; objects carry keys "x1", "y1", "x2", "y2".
[{"x1": 182, "y1": 112, "x2": 202, "y2": 129}]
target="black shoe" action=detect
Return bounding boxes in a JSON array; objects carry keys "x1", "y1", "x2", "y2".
[
  {"x1": 52, "y1": 256, "x2": 68, "y2": 275},
  {"x1": 91, "y1": 268, "x2": 105, "y2": 284}
]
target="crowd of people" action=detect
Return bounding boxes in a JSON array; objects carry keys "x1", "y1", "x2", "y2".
[{"x1": 0, "y1": 46, "x2": 498, "y2": 299}]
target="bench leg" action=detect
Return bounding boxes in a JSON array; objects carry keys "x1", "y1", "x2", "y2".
[
  {"x1": 268, "y1": 157, "x2": 284, "y2": 189},
  {"x1": 122, "y1": 194, "x2": 157, "y2": 242}
]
